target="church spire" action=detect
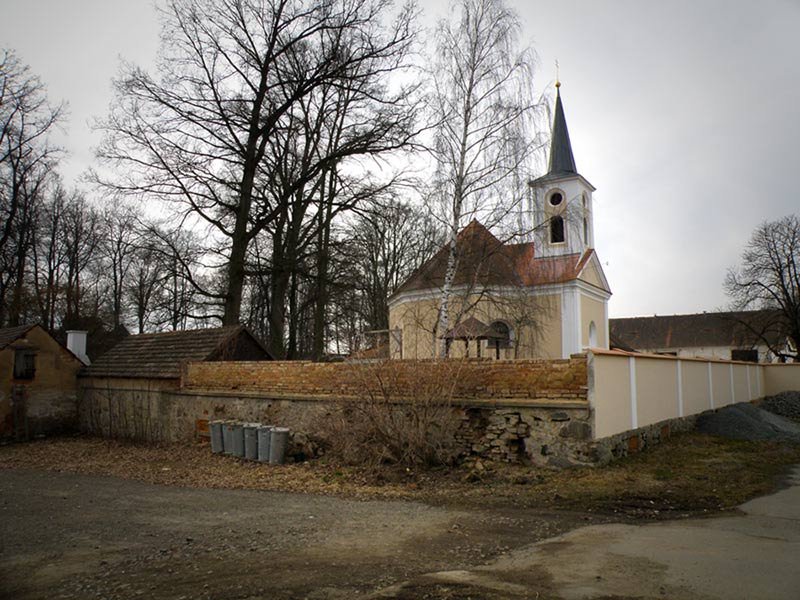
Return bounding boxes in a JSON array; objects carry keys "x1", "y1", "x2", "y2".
[{"x1": 546, "y1": 84, "x2": 577, "y2": 176}]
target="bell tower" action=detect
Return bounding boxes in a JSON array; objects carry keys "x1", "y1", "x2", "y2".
[{"x1": 530, "y1": 81, "x2": 596, "y2": 257}]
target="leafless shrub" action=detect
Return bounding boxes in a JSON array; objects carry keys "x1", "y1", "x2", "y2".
[{"x1": 320, "y1": 359, "x2": 466, "y2": 468}]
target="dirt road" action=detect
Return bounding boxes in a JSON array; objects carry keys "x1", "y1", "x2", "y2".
[{"x1": 0, "y1": 469, "x2": 600, "y2": 599}]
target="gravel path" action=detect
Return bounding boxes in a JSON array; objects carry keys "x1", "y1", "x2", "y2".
[{"x1": 0, "y1": 469, "x2": 595, "y2": 600}]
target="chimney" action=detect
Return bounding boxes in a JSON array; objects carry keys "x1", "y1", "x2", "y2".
[{"x1": 66, "y1": 330, "x2": 91, "y2": 365}]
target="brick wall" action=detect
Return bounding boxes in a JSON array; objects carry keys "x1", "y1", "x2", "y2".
[{"x1": 182, "y1": 356, "x2": 588, "y2": 403}]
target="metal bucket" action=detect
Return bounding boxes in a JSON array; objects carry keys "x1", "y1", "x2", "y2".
[
  {"x1": 209, "y1": 420, "x2": 224, "y2": 454},
  {"x1": 222, "y1": 421, "x2": 236, "y2": 455},
  {"x1": 230, "y1": 422, "x2": 245, "y2": 458},
  {"x1": 243, "y1": 423, "x2": 259, "y2": 461},
  {"x1": 269, "y1": 427, "x2": 290, "y2": 465},
  {"x1": 257, "y1": 425, "x2": 273, "y2": 463}
]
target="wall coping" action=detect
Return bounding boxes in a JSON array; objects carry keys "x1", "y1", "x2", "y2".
[
  {"x1": 160, "y1": 386, "x2": 589, "y2": 409},
  {"x1": 589, "y1": 348, "x2": 776, "y2": 366}
]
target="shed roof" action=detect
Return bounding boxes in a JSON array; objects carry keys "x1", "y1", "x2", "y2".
[
  {"x1": 0, "y1": 324, "x2": 37, "y2": 350},
  {"x1": 609, "y1": 310, "x2": 786, "y2": 351},
  {"x1": 82, "y1": 325, "x2": 272, "y2": 379}
]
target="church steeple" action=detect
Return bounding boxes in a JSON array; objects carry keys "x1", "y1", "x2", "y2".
[
  {"x1": 547, "y1": 84, "x2": 577, "y2": 176},
  {"x1": 529, "y1": 81, "x2": 596, "y2": 258}
]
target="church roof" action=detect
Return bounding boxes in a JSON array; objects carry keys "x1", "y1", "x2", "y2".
[
  {"x1": 530, "y1": 84, "x2": 594, "y2": 188},
  {"x1": 391, "y1": 220, "x2": 596, "y2": 298},
  {"x1": 547, "y1": 86, "x2": 577, "y2": 177}
]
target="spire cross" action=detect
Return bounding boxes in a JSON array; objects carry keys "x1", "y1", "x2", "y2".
[{"x1": 555, "y1": 59, "x2": 561, "y2": 88}]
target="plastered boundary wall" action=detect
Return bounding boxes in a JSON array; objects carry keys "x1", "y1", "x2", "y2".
[{"x1": 589, "y1": 349, "x2": 800, "y2": 438}]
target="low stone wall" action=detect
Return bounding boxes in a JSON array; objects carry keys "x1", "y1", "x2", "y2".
[
  {"x1": 79, "y1": 354, "x2": 723, "y2": 467},
  {"x1": 79, "y1": 382, "x2": 599, "y2": 465},
  {"x1": 79, "y1": 356, "x2": 592, "y2": 464},
  {"x1": 457, "y1": 405, "x2": 597, "y2": 467}
]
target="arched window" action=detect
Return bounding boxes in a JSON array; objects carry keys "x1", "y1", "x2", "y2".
[
  {"x1": 589, "y1": 321, "x2": 597, "y2": 348},
  {"x1": 583, "y1": 217, "x2": 588, "y2": 245},
  {"x1": 550, "y1": 215, "x2": 565, "y2": 243}
]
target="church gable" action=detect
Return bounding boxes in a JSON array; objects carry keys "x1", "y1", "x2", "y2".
[{"x1": 576, "y1": 251, "x2": 611, "y2": 294}]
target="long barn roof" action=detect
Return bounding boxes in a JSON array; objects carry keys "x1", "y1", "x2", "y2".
[{"x1": 82, "y1": 325, "x2": 272, "y2": 379}]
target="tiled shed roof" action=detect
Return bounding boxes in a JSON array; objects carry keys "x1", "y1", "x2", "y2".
[
  {"x1": 0, "y1": 324, "x2": 37, "y2": 350},
  {"x1": 82, "y1": 325, "x2": 272, "y2": 379}
]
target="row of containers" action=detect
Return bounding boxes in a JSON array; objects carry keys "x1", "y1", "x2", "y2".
[{"x1": 209, "y1": 421, "x2": 291, "y2": 464}]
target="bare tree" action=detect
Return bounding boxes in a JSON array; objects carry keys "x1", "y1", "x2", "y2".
[
  {"x1": 0, "y1": 49, "x2": 65, "y2": 326},
  {"x1": 95, "y1": 0, "x2": 419, "y2": 329},
  {"x1": 725, "y1": 215, "x2": 800, "y2": 362},
  {"x1": 60, "y1": 192, "x2": 101, "y2": 327},
  {"x1": 98, "y1": 204, "x2": 139, "y2": 329},
  {"x1": 427, "y1": 0, "x2": 544, "y2": 356},
  {"x1": 347, "y1": 198, "x2": 442, "y2": 331}
]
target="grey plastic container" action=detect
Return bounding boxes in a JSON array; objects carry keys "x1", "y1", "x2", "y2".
[
  {"x1": 209, "y1": 420, "x2": 224, "y2": 454},
  {"x1": 243, "y1": 423, "x2": 259, "y2": 460},
  {"x1": 257, "y1": 426, "x2": 273, "y2": 463},
  {"x1": 269, "y1": 427, "x2": 290, "y2": 465},
  {"x1": 230, "y1": 422, "x2": 245, "y2": 457},
  {"x1": 222, "y1": 421, "x2": 236, "y2": 455}
]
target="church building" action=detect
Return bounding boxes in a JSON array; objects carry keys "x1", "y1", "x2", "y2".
[{"x1": 388, "y1": 84, "x2": 612, "y2": 359}]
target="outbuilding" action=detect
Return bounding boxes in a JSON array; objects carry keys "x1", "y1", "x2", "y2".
[{"x1": 0, "y1": 325, "x2": 87, "y2": 439}]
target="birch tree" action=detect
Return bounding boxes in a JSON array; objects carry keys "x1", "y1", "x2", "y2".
[{"x1": 428, "y1": 0, "x2": 541, "y2": 356}]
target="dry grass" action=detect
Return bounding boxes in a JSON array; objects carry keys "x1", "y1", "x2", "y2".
[{"x1": 2, "y1": 432, "x2": 799, "y2": 519}]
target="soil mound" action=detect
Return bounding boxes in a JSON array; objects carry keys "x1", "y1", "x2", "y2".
[{"x1": 696, "y1": 402, "x2": 800, "y2": 442}]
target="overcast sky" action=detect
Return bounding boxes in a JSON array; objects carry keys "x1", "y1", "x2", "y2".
[{"x1": 2, "y1": 0, "x2": 798, "y2": 319}]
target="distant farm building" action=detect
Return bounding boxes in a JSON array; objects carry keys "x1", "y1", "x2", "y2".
[{"x1": 610, "y1": 310, "x2": 791, "y2": 363}]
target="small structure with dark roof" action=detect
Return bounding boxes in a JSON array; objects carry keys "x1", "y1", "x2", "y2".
[
  {"x1": 79, "y1": 326, "x2": 274, "y2": 440},
  {"x1": 82, "y1": 325, "x2": 273, "y2": 382},
  {"x1": 388, "y1": 84, "x2": 611, "y2": 360},
  {"x1": 0, "y1": 324, "x2": 84, "y2": 439},
  {"x1": 610, "y1": 310, "x2": 790, "y2": 363}
]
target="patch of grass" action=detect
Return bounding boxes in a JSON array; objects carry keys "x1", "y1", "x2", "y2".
[{"x1": 2, "y1": 432, "x2": 799, "y2": 521}]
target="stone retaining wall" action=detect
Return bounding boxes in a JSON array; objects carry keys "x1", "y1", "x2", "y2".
[{"x1": 78, "y1": 354, "x2": 721, "y2": 467}]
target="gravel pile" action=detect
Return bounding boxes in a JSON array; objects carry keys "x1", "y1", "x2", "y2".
[
  {"x1": 696, "y1": 402, "x2": 800, "y2": 443},
  {"x1": 759, "y1": 390, "x2": 800, "y2": 423}
]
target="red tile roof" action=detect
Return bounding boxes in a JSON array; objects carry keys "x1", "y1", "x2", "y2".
[{"x1": 392, "y1": 220, "x2": 593, "y2": 297}]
